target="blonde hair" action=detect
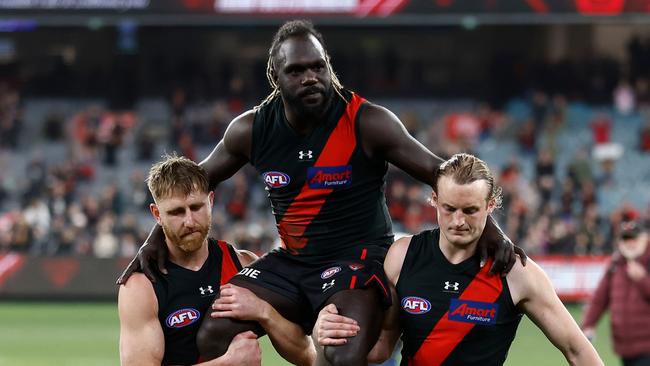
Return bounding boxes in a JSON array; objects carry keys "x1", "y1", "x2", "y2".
[
  {"x1": 146, "y1": 153, "x2": 209, "y2": 202},
  {"x1": 435, "y1": 153, "x2": 503, "y2": 208}
]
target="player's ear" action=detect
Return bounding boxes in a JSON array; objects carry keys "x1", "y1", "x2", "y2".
[
  {"x1": 430, "y1": 191, "x2": 438, "y2": 208},
  {"x1": 487, "y1": 197, "x2": 496, "y2": 214},
  {"x1": 208, "y1": 191, "x2": 214, "y2": 206},
  {"x1": 150, "y1": 203, "x2": 162, "y2": 225}
]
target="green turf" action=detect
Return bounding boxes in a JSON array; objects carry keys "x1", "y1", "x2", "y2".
[{"x1": 0, "y1": 302, "x2": 618, "y2": 365}]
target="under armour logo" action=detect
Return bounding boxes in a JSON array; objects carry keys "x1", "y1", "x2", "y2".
[
  {"x1": 322, "y1": 279, "x2": 336, "y2": 292},
  {"x1": 199, "y1": 286, "x2": 214, "y2": 295},
  {"x1": 444, "y1": 281, "x2": 459, "y2": 291},
  {"x1": 299, "y1": 150, "x2": 313, "y2": 160}
]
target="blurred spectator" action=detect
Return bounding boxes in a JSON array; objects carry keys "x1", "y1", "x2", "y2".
[
  {"x1": 613, "y1": 80, "x2": 636, "y2": 115},
  {"x1": 582, "y1": 219, "x2": 650, "y2": 366},
  {"x1": 591, "y1": 113, "x2": 612, "y2": 144},
  {"x1": 23, "y1": 197, "x2": 51, "y2": 255},
  {"x1": 93, "y1": 213, "x2": 119, "y2": 258},
  {"x1": 0, "y1": 85, "x2": 23, "y2": 150},
  {"x1": 567, "y1": 148, "x2": 594, "y2": 190},
  {"x1": 640, "y1": 118, "x2": 650, "y2": 153},
  {"x1": 535, "y1": 149, "x2": 555, "y2": 207}
]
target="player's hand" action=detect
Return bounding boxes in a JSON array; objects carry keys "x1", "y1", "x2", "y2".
[
  {"x1": 211, "y1": 284, "x2": 269, "y2": 322},
  {"x1": 479, "y1": 216, "x2": 527, "y2": 276},
  {"x1": 116, "y1": 230, "x2": 168, "y2": 285},
  {"x1": 626, "y1": 260, "x2": 647, "y2": 281},
  {"x1": 480, "y1": 238, "x2": 528, "y2": 277},
  {"x1": 218, "y1": 331, "x2": 261, "y2": 366},
  {"x1": 314, "y1": 304, "x2": 360, "y2": 346}
]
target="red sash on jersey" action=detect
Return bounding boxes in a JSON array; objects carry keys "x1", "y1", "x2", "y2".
[
  {"x1": 409, "y1": 258, "x2": 503, "y2": 366},
  {"x1": 277, "y1": 93, "x2": 366, "y2": 254},
  {"x1": 217, "y1": 240, "x2": 240, "y2": 285}
]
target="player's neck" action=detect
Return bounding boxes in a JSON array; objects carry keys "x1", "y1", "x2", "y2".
[
  {"x1": 438, "y1": 236, "x2": 478, "y2": 265},
  {"x1": 166, "y1": 239, "x2": 209, "y2": 271}
]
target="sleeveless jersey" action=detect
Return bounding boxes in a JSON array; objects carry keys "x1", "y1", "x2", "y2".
[
  {"x1": 152, "y1": 239, "x2": 242, "y2": 365},
  {"x1": 396, "y1": 229, "x2": 522, "y2": 366},
  {"x1": 250, "y1": 90, "x2": 393, "y2": 260}
]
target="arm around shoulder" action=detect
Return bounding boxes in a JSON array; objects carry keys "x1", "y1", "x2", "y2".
[
  {"x1": 200, "y1": 111, "x2": 255, "y2": 189},
  {"x1": 359, "y1": 104, "x2": 441, "y2": 186},
  {"x1": 508, "y1": 259, "x2": 604, "y2": 366}
]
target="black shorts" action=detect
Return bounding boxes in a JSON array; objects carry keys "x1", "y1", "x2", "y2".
[{"x1": 231, "y1": 245, "x2": 392, "y2": 332}]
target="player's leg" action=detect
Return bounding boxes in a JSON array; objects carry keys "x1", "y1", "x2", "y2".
[
  {"x1": 196, "y1": 278, "x2": 304, "y2": 359},
  {"x1": 197, "y1": 253, "x2": 310, "y2": 360},
  {"x1": 316, "y1": 287, "x2": 384, "y2": 366}
]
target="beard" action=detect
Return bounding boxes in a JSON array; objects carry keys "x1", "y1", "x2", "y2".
[
  {"x1": 161, "y1": 221, "x2": 210, "y2": 253},
  {"x1": 281, "y1": 83, "x2": 334, "y2": 119}
]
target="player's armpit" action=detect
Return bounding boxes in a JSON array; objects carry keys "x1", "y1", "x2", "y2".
[{"x1": 118, "y1": 273, "x2": 164, "y2": 366}]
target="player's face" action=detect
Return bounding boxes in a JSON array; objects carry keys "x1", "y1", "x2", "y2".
[
  {"x1": 432, "y1": 176, "x2": 495, "y2": 249},
  {"x1": 274, "y1": 34, "x2": 333, "y2": 118},
  {"x1": 151, "y1": 190, "x2": 213, "y2": 253}
]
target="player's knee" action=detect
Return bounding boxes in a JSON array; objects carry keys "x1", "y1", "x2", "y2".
[
  {"x1": 196, "y1": 318, "x2": 232, "y2": 359},
  {"x1": 324, "y1": 345, "x2": 367, "y2": 366}
]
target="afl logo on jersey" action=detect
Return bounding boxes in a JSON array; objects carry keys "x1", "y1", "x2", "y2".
[
  {"x1": 263, "y1": 171, "x2": 290, "y2": 188},
  {"x1": 166, "y1": 308, "x2": 200, "y2": 328},
  {"x1": 321, "y1": 266, "x2": 341, "y2": 279},
  {"x1": 401, "y1": 296, "x2": 431, "y2": 314}
]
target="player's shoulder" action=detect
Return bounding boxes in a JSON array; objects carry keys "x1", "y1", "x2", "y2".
[
  {"x1": 118, "y1": 273, "x2": 157, "y2": 315},
  {"x1": 359, "y1": 102, "x2": 398, "y2": 122},
  {"x1": 385, "y1": 235, "x2": 413, "y2": 284},
  {"x1": 235, "y1": 249, "x2": 259, "y2": 267},
  {"x1": 119, "y1": 272, "x2": 154, "y2": 295},
  {"x1": 506, "y1": 256, "x2": 548, "y2": 303},
  {"x1": 222, "y1": 240, "x2": 258, "y2": 266},
  {"x1": 226, "y1": 110, "x2": 256, "y2": 135}
]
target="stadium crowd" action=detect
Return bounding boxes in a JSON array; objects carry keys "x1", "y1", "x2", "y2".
[{"x1": 1, "y1": 49, "x2": 650, "y2": 259}]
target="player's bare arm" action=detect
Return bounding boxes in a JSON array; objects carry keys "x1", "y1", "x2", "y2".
[
  {"x1": 359, "y1": 103, "x2": 441, "y2": 186},
  {"x1": 358, "y1": 104, "x2": 525, "y2": 273},
  {"x1": 202, "y1": 110, "x2": 255, "y2": 187},
  {"x1": 508, "y1": 258, "x2": 604, "y2": 366},
  {"x1": 116, "y1": 111, "x2": 255, "y2": 285},
  {"x1": 118, "y1": 273, "x2": 165, "y2": 366}
]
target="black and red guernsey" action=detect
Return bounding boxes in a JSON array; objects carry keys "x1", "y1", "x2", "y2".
[
  {"x1": 397, "y1": 229, "x2": 522, "y2": 366},
  {"x1": 250, "y1": 90, "x2": 393, "y2": 260},
  {"x1": 152, "y1": 239, "x2": 242, "y2": 366}
]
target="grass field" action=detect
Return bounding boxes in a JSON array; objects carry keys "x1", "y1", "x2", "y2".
[{"x1": 0, "y1": 302, "x2": 619, "y2": 366}]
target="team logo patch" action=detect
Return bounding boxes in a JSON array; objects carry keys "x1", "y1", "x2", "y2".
[
  {"x1": 307, "y1": 166, "x2": 352, "y2": 189},
  {"x1": 166, "y1": 308, "x2": 200, "y2": 328},
  {"x1": 348, "y1": 263, "x2": 365, "y2": 271},
  {"x1": 401, "y1": 296, "x2": 431, "y2": 314},
  {"x1": 262, "y1": 171, "x2": 290, "y2": 188},
  {"x1": 321, "y1": 266, "x2": 341, "y2": 279},
  {"x1": 448, "y1": 299, "x2": 499, "y2": 325}
]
